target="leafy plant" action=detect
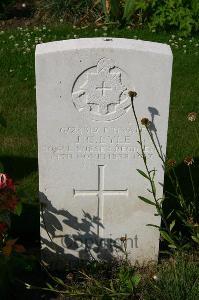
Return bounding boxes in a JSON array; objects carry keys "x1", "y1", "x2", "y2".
[
  {"x1": 100, "y1": 0, "x2": 148, "y2": 24},
  {"x1": 0, "y1": 173, "x2": 24, "y2": 253},
  {"x1": 99, "y1": 0, "x2": 199, "y2": 35},
  {"x1": 26, "y1": 260, "x2": 141, "y2": 299},
  {"x1": 129, "y1": 91, "x2": 199, "y2": 251},
  {"x1": 0, "y1": 173, "x2": 26, "y2": 298},
  {"x1": 148, "y1": 0, "x2": 199, "y2": 36}
]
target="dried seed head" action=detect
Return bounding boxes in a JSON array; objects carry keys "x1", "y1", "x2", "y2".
[
  {"x1": 167, "y1": 159, "x2": 176, "y2": 167},
  {"x1": 66, "y1": 272, "x2": 74, "y2": 281},
  {"x1": 184, "y1": 156, "x2": 194, "y2": 166},
  {"x1": 120, "y1": 235, "x2": 127, "y2": 242},
  {"x1": 141, "y1": 118, "x2": 150, "y2": 127},
  {"x1": 187, "y1": 217, "x2": 194, "y2": 226},
  {"x1": 187, "y1": 112, "x2": 197, "y2": 122},
  {"x1": 128, "y1": 90, "x2": 137, "y2": 98}
]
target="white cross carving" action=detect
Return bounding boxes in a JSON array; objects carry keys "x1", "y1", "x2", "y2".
[
  {"x1": 73, "y1": 165, "x2": 128, "y2": 236},
  {"x1": 96, "y1": 81, "x2": 112, "y2": 97}
]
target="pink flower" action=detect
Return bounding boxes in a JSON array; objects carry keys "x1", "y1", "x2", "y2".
[
  {"x1": 0, "y1": 173, "x2": 7, "y2": 189},
  {"x1": 0, "y1": 173, "x2": 15, "y2": 191}
]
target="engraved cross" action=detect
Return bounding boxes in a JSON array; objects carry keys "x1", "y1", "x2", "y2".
[
  {"x1": 96, "y1": 81, "x2": 112, "y2": 97},
  {"x1": 73, "y1": 165, "x2": 128, "y2": 236}
]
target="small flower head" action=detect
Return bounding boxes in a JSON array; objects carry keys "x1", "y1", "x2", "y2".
[
  {"x1": 128, "y1": 90, "x2": 137, "y2": 98},
  {"x1": 167, "y1": 159, "x2": 176, "y2": 167},
  {"x1": 66, "y1": 272, "x2": 74, "y2": 281},
  {"x1": 0, "y1": 173, "x2": 15, "y2": 190},
  {"x1": 0, "y1": 173, "x2": 7, "y2": 189},
  {"x1": 153, "y1": 275, "x2": 158, "y2": 281},
  {"x1": 141, "y1": 118, "x2": 150, "y2": 127},
  {"x1": 120, "y1": 234, "x2": 127, "y2": 242},
  {"x1": 187, "y1": 217, "x2": 194, "y2": 226},
  {"x1": 184, "y1": 156, "x2": 194, "y2": 166},
  {"x1": 187, "y1": 112, "x2": 197, "y2": 122}
]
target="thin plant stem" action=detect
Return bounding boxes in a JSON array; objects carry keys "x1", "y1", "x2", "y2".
[
  {"x1": 146, "y1": 127, "x2": 165, "y2": 164},
  {"x1": 131, "y1": 99, "x2": 155, "y2": 197},
  {"x1": 154, "y1": 130, "x2": 165, "y2": 160},
  {"x1": 188, "y1": 165, "x2": 196, "y2": 201},
  {"x1": 171, "y1": 168, "x2": 187, "y2": 211},
  {"x1": 130, "y1": 95, "x2": 170, "y2": 233},
  {"x1": 145, "y1": 121, "x2": 185, "y2": 209},
  {"x1": 145, "y1": 123, "x2": 185, "y2": 216},
  {"x1": 194, "y1": 125, "x2": 199, "y2": 144}
]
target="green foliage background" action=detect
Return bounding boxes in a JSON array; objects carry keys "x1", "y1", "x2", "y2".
[
  {"x1": 101, "y1": 0, "x2": 199, "y2": 36},
  {"x1": 148, "y1": 0, "x2": 199, "y2": 36},
  {"x1": 0, "y1": 1, "x2": 199, "y2": 36}
]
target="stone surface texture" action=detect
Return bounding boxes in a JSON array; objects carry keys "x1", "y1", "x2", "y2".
[{"x1": 36, "y1": 38, "x2": 173, "y2": 266}]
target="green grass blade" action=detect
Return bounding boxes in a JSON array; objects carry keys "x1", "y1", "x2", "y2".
[
  {"x1": 123, "y1": 0, "x2": 136, "y2": 21},
  {"x1": 136, "y1": 169, "x2": 150, "y2": 180},
  {"x1": 160, "y1": 230, "x2": 176, "y2": 245},
  {"x1": 138, "y1": 196, "x2": 155, "y2": 206}
]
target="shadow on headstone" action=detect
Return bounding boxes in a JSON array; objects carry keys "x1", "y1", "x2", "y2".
[
  {"x1": 148, "y1": 106, "x2": 165, "y2": 159},
  {"x1": 40, "y1": 193, "x2": 124, "y2": 269}
]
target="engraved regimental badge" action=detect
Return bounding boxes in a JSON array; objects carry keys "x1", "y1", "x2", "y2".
[{"x1": 72, "y1": 58, "x2": 131, "y2": 121}]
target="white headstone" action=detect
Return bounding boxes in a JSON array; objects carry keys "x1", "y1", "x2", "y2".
[{"x1": 36, "y1": 38, "x2": 172, "y2": 267}]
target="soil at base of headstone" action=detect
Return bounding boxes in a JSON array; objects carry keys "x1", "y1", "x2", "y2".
[{"x1": 0, "y1": 17, "x2": 45, "y2": 30}]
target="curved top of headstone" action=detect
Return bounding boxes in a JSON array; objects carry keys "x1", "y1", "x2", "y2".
[{"x1": 36, "y1": 37, "x2": 172, "y2": 57}]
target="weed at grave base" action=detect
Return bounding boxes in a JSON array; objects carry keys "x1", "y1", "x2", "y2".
[{"x1": 129, "y1": 91, "x2": 199, "y2": 252}]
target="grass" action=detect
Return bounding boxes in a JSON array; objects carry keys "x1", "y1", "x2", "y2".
[
  {"x1": 16, "y1": 251, "x2": 198, "y2": 299},
  {"x1": 143, "y1": 253, "x2": 199, "y2": 300},
  {"x1": 0, "y1": 23, "x2": 199, "y2": 208}
]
